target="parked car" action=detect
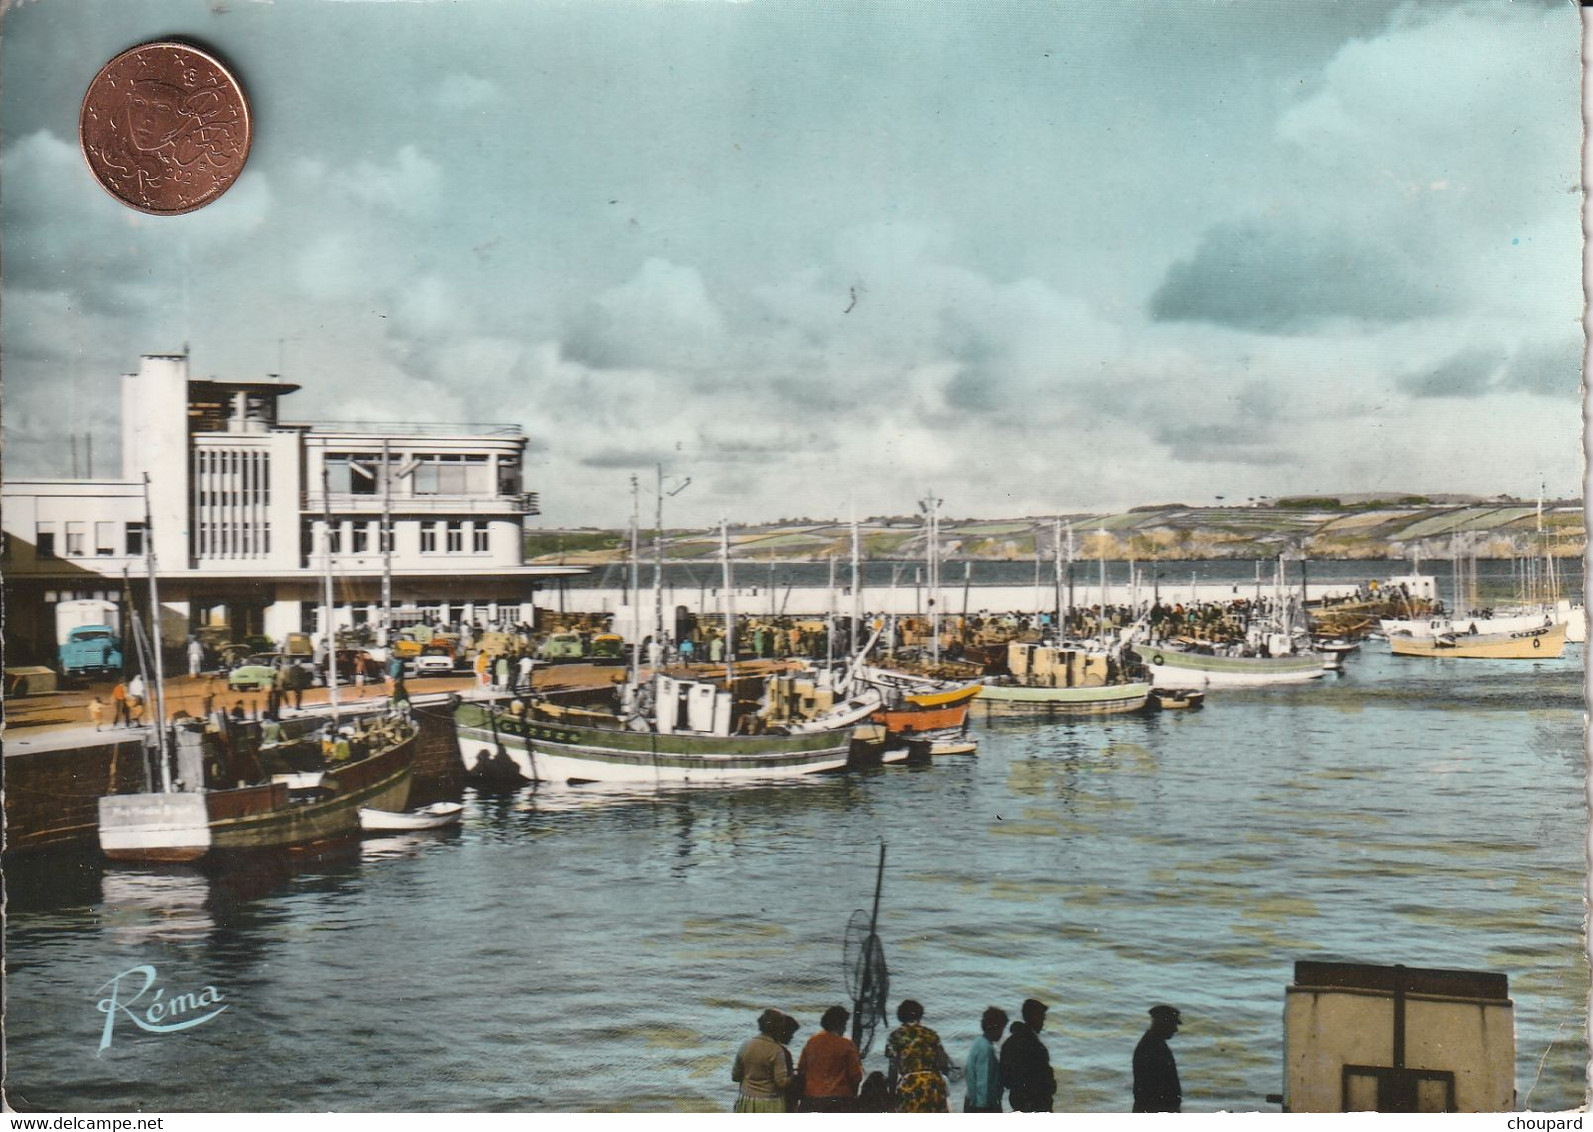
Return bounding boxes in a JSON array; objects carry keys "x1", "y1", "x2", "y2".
[
  {"x1": 589, "y1": 633, "x2": 625, "y2": 664},
  {"x1": 412, "y1": 645, "x2": 457, "y2": 675},
  {"x1": 537, "y1": 632, "x2": 587, "y2": 662},
  {"x1": 227, "y1": 653, "x2": 315, "y2": 692}
]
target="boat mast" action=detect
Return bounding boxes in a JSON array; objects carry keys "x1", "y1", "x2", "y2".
[
  {"x1": 139, "y1": 475, "x2": 171, "y2": 780},
  {"x1": 380, "y1": 438, "x2": 392, "y2": 649},
  {"x1": 922, "y1": 493, "x2": 942, "y2": 664},
  {"x1": 851, "y1": 517, "x2": 863, "y2": 653},
  {"x1": 654, "y1": 464, "x2": 666, "y2": 656},
  {"x1": 320, "y1": 461, "x2": 340, "y2": 723},
  {"x1": 1052, "y1": 517, "x2": 1063, "y2": 642},
  {"x1": 826, "y1": 552, "x2": 837, "y2": 673},
  {"x1": 630, "y1": 474, "x2": 642, "y2": 675},
  {"x1": 1096, "y1": 528, "x2": 1107, "y2": 646},
  {"x1": 720, "y1": 519, "x2": 736, "y2": 684},
  {"x1": 1065, "y1": 523, "x2": 1075, "y2": 640}
]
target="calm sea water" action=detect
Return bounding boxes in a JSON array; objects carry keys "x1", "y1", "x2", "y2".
[{"x1": 4, "y1": 643, "x2": 1585, "y2": 1112}]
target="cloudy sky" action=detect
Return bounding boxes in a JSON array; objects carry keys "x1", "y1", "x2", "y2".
[{"x1": 2, "y1": 0, "x2": 1582, "y2": 527}]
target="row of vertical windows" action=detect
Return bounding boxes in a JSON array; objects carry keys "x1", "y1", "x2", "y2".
[{"x1": 34, "y1": 521, "x2": 144, "y2": 559}]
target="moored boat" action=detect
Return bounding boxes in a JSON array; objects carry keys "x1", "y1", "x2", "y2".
[
  {"x1": 974, "y1": 642, "x2": 1151, "y2": 714},
  {"x1": 853, "y1": 663, "x2": 982, "y2": 746},
  {"x1": 99, "y1": 714, "x2": 417, "y2": 863},
  {"x1": 1388, "y1": 621, "x2": 1567, "y2": 659},
  {"x1": 455, "y1": 669, "x2": 873, "y2": 786},
  {"x1": 1150, "y1": 688, "x2": 1205, "y2": 711},
  {"x1": 359, "y1": 801, "x2": 464, "y2": 831},
  {"x1": 1130, "y1": 641, "x2": 1325, "y2": 687}
]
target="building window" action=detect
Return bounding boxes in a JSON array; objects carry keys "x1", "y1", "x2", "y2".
[
  {"x1": 351, "y1": 523, "x2": 369, "y2": 554},
  {"x1": 412, "y1": 454, "x2": 489, "y2": 495},
  {"x1": 472, "y1": 523, "x2": 489, "y2": 553},
  {"x1": 497, "y1": 455, "x2": 522, "y2": 496},
  {"x1": 420, "y1": 522, "x2": 439, "y2": 554},
  {"x1": 379, "y1": 524, "x2": 394, "y2": 553},
  {"x1": 37, "y1": 522, "x2": 57, "y2": 559},
  {"x1": 95, "y1": 521, "x2": 117, "y2": 556},
  {"x1": 325, "y1": 453, "x2": 380, "y2": 496},
  {"x1": 65, "y1": 521, "x2": 86, "y2": 557},
  {"x1": 446, "y1": 520, "x2": 464, "y2": 553},
  {"x1": 326, "y1": 521, "x2": 343, "y2": 555},
  {"x1": 125, "y1": 522, "x2": 145, "y2": 557}
]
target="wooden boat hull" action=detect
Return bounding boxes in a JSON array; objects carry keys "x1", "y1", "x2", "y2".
[
  {"x1": 1131, "y1": 644, "x2": 1325, "y2": 687},
  {"x1": 973, "y1": 680, "x2": 1151, "y2": 715},
  {"x1": 1389, "y1": 622, "x2": 1567, "y2": 659},
  {"x1": 99, "y1": 733, "x2": 416, "y2": 862},
  {"x1": 455, "y1": 701, "x2": 853, "y2": 784}
]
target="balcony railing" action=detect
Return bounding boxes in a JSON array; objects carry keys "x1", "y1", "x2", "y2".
[
  {"x1": 303, "y1": 492, "x2": 538, "y2": 515},
  {"x1": 287, "y1": 419, "x2": 525, "y2": 438}
]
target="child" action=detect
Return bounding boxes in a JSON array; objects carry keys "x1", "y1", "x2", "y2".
[{"x1": 88, "y1": 696, "x2": 106, "y2": 731}]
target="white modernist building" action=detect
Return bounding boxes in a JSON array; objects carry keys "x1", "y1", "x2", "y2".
[{"x1": 3, "y1": 353, "x2": 583, "y2": 663}]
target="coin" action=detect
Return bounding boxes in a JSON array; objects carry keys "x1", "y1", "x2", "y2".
[{"x1": 79, "y1": 41, "x2": 251, "y2": 215}]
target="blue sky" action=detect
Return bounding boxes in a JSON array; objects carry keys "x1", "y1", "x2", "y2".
[{"x1": 1, "y1": 0, "x2": 1582, "y2": 526}]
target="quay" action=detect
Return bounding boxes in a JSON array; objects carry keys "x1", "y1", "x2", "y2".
[
  {"x1": 564, "y1": 578, "x2": 1367, "y2": 627},
  {"x1": 2, "y1": 659, "x2": 801, "y2": 856}
]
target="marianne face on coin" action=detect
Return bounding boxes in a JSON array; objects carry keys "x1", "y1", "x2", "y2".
[{"x1": 80, "y1": 42, "x2": 251, "y2": 215}]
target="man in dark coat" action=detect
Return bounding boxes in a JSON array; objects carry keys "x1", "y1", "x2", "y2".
[
  {"x1": 1132, "y1": 1004, "x2": 1183, "y2": 1112},
  {"x1": 999, "y1": 998, "x2": 1056, "y2": 1112}
]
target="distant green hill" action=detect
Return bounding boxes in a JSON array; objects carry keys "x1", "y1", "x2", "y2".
[{"x1": 528, "y1": 499, "x2": 1584, "y2": 563}]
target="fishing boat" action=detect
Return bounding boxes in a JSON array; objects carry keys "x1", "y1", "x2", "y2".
[
  {"x1": 359, "y1": 801, "x2": 464, "y2": 831},
  {"x1": 853, "y1": 664, "x2": 982, "y2": 753},
  {"x1": 98, "y1": 472, "x2": 419, "y2": 862},
  {"x1": 974, "y1": 641, "x2": 1151, "y2": 715},
  {"x1": 456, "y1": 519, "x2": 877, "y2": 785},
  {"x1": 1388, "y1": 620, "x2": 1567, "y2": 659},
  {"x1": 454, "y1": 673, "x2": 870, "y2": 784},
  {"x1": 1130, "y1": 638, "x2": 1325, "y2": 687},
  {"x1": 99, "y1": 714, "x2": 418, "y2": 862}
]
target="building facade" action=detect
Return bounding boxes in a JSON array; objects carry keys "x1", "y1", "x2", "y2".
[{"x1": 3, "y1": 353, "x2": 582, "y2": 664}]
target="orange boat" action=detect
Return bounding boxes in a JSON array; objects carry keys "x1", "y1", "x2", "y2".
[{"x1": 858, "y1": 666, "x2": 982, "y2": 753}]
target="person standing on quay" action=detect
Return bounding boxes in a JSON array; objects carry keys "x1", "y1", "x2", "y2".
[
  {"x1": 1000, "y1": 998, "x2": 1057, "y2": 1112},
  {"x1": 963, "y1": 1006, "x2": 1008, "y2": 1112},
  {"x1": 1132, "y1": 1005, "x2": 1183, "y2": 1113},
  {"x1": 111, "y1": 678, "x2": 130, "y2": 728},
  {"x1": 731, "y1": 1008, "x2": 792, "y2": 1112},
  {"x1": 187, "y1": 636, "x2": 204, "y2": 678},
  {"x1": 797, "y1": 1006, "x2": 863, "y2": 1112},
  {"x1": 884, "y1": 999, "x2": 951, "y2": 1112}
]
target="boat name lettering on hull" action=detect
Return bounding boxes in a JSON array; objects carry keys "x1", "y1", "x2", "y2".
[{"x1": 95, "y1": 965, "x2": 227, "y2": 1054}]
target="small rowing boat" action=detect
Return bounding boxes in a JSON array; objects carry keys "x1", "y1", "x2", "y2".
[{"x1": 358, "y1": 802, "x2": 464, "y2": 832}]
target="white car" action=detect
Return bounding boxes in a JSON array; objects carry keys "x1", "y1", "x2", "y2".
[{"x1": 411, "y1": 649, "x2": 457, "y2": 675}]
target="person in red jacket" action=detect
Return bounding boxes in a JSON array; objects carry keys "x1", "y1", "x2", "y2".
[{"x1": 796, "y1": 1006, "x2": 864, "y2": 1112}]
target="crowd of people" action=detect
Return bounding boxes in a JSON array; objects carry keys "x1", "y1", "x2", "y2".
[{"x1": 730, "y1": 998, "x2": 1184, "y2": 1113}]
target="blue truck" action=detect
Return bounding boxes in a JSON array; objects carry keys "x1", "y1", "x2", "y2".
[{"x1": 56, "y1": 600, "x2": 124, "y2": 677}]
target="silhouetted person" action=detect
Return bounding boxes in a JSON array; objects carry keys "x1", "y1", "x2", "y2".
[
  {"x1": 1132, "y1": 1004, "x2": 1183, "y2": 1112},
  {"x1": 1000, "y1": 998, "x2": 1056, "y2": 1112},
  {"x1": 797, "y1": 1006, "x2": 862, "y2": 1112},
  {"x1": 963, "y1": 1006, "x2": 1007, "y2": 1112}
]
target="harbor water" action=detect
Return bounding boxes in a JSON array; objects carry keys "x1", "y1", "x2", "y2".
[{"x1": 4, "y1": 644, "x2": 1585, "y2": 1112}]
